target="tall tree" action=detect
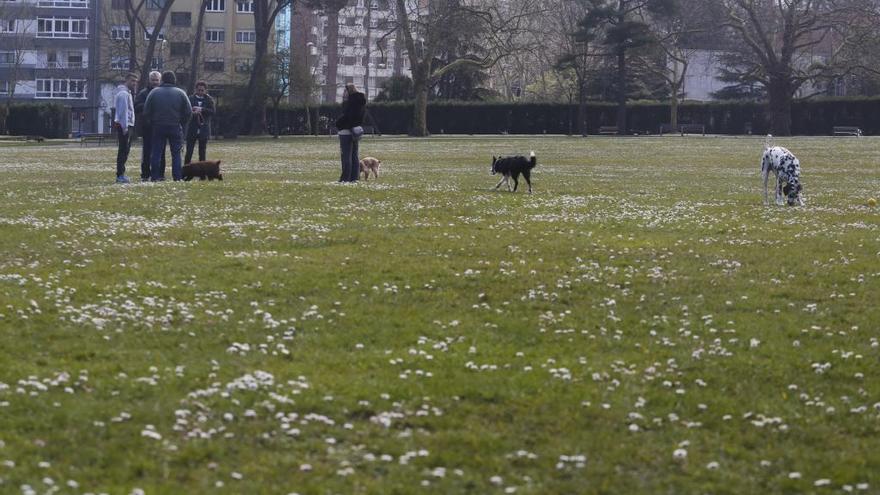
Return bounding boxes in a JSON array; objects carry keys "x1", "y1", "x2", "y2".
[
  {"x1": 716, "y1": 0, "x2": 873, "y2": 135},
  {"x1": 305, "y1": 0, "x2": 347, "y2": 102},
  {"x1": 580, "y1": 0, "x2": 673, "y2": 134},
  {"x1": 394, "y1": 0, "x2": 539, "y2": 136},
  {"x1": 1, "y1": 4, "x2": 36, "y2": 108},
  {"x1": 240, "y1": 0, "x2": 293, "y2": 134},
  {"x1": 187, "y1": 0, "x2": 209, "y2": 93}
]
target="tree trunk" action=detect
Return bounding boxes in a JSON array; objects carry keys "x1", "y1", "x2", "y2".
[
  {"x1": 324, "y1": 11, "x2": 341, "y2": 102},
  {"x1": 669, "y1": 85, "x2": 679, "y2": 129},
  {"x1": 615, "y1": 46, "x2": 626, "y2": 135},
  {"x1": 577, "y1": 77, "x2": 587, "y2": 137},
  {"x1": 363, "y1": 2, "x2": 372, "y2": 96},
  {"x1": 411, "y1": 66, "x2": 429, "y2": 136},
  {"x1": 767, "y1": 76, "x2": 793, "y2": 136},
  {"x1": 139, "y1": 1, "x2": 175, "y2": 85},
  {"x1": 188, "y1": 0, "x2": 208, "y2": 93}
]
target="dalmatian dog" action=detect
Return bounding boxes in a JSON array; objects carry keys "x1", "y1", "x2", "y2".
[{"x1": 761, "y1": 135, "x2": 804, "y2": 206}]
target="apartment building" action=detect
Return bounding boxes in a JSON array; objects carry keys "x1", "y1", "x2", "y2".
[
  {"x1": 0, "y1": 0, "x2": 100, "y2": 133},
  {"x1": 292, "y1": 0, "x2": 410, "y2": 103},
  {"x1": 98, "y1": 0, "x2": 270, "y2": 131}
]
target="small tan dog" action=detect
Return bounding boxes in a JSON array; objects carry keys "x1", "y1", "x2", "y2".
[{"x1": 359, "y1": 156, "x2": 381, "y2": 180}]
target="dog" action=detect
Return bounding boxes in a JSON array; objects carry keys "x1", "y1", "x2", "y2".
[
  {"x1": 359, "y1": 156, "x2": 381, "y2": 180},
  {"x1": 491, "y1": 152, "x2": 537, "y2": 193},
  {"x1": 182, "y1": 160, "x2": 223, "y2": 181},
  {"x1": 761, "y1": 136, "x2": 803, "y2": 206}
]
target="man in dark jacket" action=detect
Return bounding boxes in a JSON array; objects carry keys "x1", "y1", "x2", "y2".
[
  {"x1": 143, "y1": 71, "x2": 192, "y2": 181},
  {"x1": 185, "y1": 80, "x2": 215, "y2": 164},
  {"x1": 134, "y1": 71, "x2": 165, "y2": 181},
  {"x1": 335, "y1": 83, "x2": 367, "y2": 182}
]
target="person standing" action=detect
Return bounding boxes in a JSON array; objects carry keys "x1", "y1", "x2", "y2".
[
  {"x1": 134, "y1": 71, "x2": 166, "y2": 181},
  {"x1": 185, "y1": 81, "x2": 215, "y2": 164},
  {"x1": 335, "y1": 83, "x2": 366, "y2": 182},
  {"x1": 143, "y1": 71, "x2": 192, "y2": 181},
  {"x1": 113, "y1": 73, "x2": 138, "y2": 184}
]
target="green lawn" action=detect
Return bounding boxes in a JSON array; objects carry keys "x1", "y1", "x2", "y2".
[{"x1": 1, "y1": 135, "x2": 879, "y2": 494}]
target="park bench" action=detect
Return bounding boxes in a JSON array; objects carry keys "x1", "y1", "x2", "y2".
[
  {"x1": 598, "y1": 126, "x2": 619, "y2": 135},
  {"x1": 79, "y1": 133, "x2": 111, "y2": 147},
  {"x1": 679, "y1": 123, "x2": 706, "y2": 136},
  {"x1": 832, "y1": 126, "x2": 862, "y2": 136}
]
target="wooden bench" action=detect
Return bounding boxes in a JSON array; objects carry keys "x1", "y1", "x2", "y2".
[
  {"x1": 679, "y1": 123, "x2": 705, "y2": 136},
  {"x1": 598, "y1": 126, "x2": 619, "y2": 135},
  {"x1": 79, "y1": 133, "x2": 111, "y2": 147},
  {"x1": 833, "y1": 126, "x2": 862, "y2": 136}
]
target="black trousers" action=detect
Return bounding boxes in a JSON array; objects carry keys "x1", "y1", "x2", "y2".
[
  {"x1": 116, "y1": 126, "x2": 132, "y2": 177},
  {"x1": 185, "y1": 136, "x2": 208, "y2": 164}
]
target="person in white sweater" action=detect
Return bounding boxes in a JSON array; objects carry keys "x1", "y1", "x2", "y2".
[{"x1": 113, "y1": 73, "x2": 138, "y2": 183}]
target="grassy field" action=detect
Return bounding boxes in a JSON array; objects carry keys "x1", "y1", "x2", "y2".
[{"x1": 1, "y1": 135, "x2": 879, "y2": 494}]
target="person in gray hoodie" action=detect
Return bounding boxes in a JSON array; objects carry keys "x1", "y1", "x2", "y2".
[{"x1": 143, "y1": 71, "x2": 192, "y2": 181}]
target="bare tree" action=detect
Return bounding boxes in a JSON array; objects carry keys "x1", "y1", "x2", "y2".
[
  {"x1": 240, "y1": 0, "x2": 293, "y2": 134},
  {"x1": 100, "y1": 0, "x2": 176, "y2": 83},
  {"x1": 305, "y1": 0, "x2": 346, "y2": 102},
  {"x1": 394, "y1": 0, "x2": 539, "y2": 136},
  {"x1": 1, "y1": 4, "x2": 36, "y2": 107},
  {"x1": 187, "y1": 0, "x2": 209, "y2": 93},
  {"x1": 716, "y1": 0, "x2": 875, "y2": 135},
  {"x1": 269, "y1": 48, "x2": 290, "y2": 137}
]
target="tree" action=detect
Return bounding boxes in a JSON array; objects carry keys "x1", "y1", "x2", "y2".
[
  {"x1": 305, "y1": 0, "x2": 347, "y2": 103},
  {"x1": 556, "y1": 0, "x2": 599, "y2": 136},
  {"x1": 240, "y1": 0, "x2": 293, "y2": 134},
  {"x1": 635, "y1": 0, "x2": 708, "y2": 128},
  {"x1": 374, "y1": 75, "x2": 414, "y2": 101},
  {"x1": 580, "y1": 0, "x2": 674, "y2": 134},
  {"x1": 187, "y1": 0, "x2": 209, "y2": 93},
  {"x1": 1, "y1": 4, "x2": 36, "y2": 108},
  {"x1": 394, "y1": 0, "x2": 540, "y2": 136},
  {"x1": 715, "y1": 0, "x2": 876, "y2": 135},
  {"x1": 269, "y1": 48, "x2": 291, "y2": 137},
  {"x1": 101, "y1": 0, "x2": 176, "y2": 84}
]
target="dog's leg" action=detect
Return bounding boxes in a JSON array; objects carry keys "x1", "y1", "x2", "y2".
[
  {"x1": 523, "y1": 170, "x2": 532, "y2": 194},
  {"x1": 184, "y1": 176, "x2": 193, "y2": 182},
  {"x1": 494, "y1": 176, "x2": 507, "y2": 190},
  {"x1": 775, "y1": 177, "x2": 784, "y2": 206},
  {"x1": 505, "y1": 175, "x2": 512, "y2": 192},
  {"x1": 762, "y1": 168, "x2": 770, "y2": 205},
  {"x1": 512, "y1": 172, "x2": 520, "y2": 192}
]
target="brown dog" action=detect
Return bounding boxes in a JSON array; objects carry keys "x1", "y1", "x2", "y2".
[
  {"x1": 359, "y1": 156, "x2": 381, "y2": 180},
  {"x1": 182, "y1": 160, "x2": 223, "y2": 181}
]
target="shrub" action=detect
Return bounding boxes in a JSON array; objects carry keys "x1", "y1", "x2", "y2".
[{"x1": 6, "y1": 103, "x2": 70, "y2": 138}]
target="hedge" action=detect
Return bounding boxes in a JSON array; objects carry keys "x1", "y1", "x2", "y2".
[
  {"x1": 212, "y1": 97, "x2": 880, "y2": 136},
  {"x1": 5, "y1": 103, "x2": 70, "y2": 138}
]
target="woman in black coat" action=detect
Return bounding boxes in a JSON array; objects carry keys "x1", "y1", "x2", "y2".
[{"x1": 335, "y1": 83, "x2": 367, "y2": 182}]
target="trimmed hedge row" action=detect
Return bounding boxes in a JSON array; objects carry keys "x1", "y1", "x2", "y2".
[
  {"x1": 4, "y1": 103, "x2": 70, "y2": 138},
  {"x1": 219, "y1": 98, "x2": 880, "y2": 136}
]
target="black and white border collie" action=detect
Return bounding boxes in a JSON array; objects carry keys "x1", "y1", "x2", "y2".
[
  {"x1": 761, "y1": 136, "x2": 803, "y2": 206},
  {"x1": 491, "y1": 152, "x2": 537, "y2": 193}
]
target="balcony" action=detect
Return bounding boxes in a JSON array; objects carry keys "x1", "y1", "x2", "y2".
[{"x1": 45, "y1": 61, "x2": 86, "y2": 69}]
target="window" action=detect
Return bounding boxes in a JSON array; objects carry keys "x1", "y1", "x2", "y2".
[
  {"x1": 345, "y1": 17, "x2": 356, "y2": 26},
  {"x1": 206, "y1": 0, "x2": 224, "y2": 12},
  {"x1": 0, "y1": 51, "x2": 15, "y2": 64},
  {"x1": 343, "y1": 36, "x2": 354, "y2": 46},
  {"x1": 170, "y1": 12, "x2": 191, "y2": 26},
  {"x1": 1, "y1": 19, "x2": 15, "y2": 33},
  {"x1": 144, "y1": 27, "x2": 165, "y2": 40},
  {"x1": 37, "y1": 17, "x2": 88, "y2": 38},
  {"x1": 236, "y1": 0, "x2": 253, "y2": 12},
  {"x1": 150, "y1": 56, "x2": 163, "y2": 69},
  {"x1": 204, "y1": 58, "x2": 224, "y2": 71},
  {"x1": 111, "y1": 25, "x2": 130, "y2": 40},
  {"x1": 234, "y1": 58, "x2": 252, "y2": 73},
  {"x1": 111, "y1": 0, "x2": 124, "y2": 8},
  {"x1": 38, "y1": 0, "x2": 88, "y2": 7},
  {"x1": 0, "y1": 80, "x2": 8, "y2": 96},
  {"x1": 146, "y1": 0, "x2": 166, "y2": 10},
  {"x1": 342, "y1": 56, "x2": 355, "y2": 65},
  {"x1": 35, "y1": 78, "x2": 87, "y2": 99},
  {"x1": 169, "y1": 42, "x2": 189, "y2": 57},
  {"x1": 110, "y1": 56, "x2": 130, "y2": 70},
  {"x1": 235, "y1": 30, "x2": 255, "y2": 43},
  {"x1": 205, "y1": 29, "x2": 224, "y2": 42},
  {"x1": 67, "y1": 51, "x2": 83, "y2": 68}
]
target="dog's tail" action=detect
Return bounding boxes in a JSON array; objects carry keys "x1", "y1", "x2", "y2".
[
  {"x1": 529, "y1": 151, "x2": 537, "y2": 169},
  {"x1": 764, "y1": 134, "x2": 773, "y2": 151}
]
